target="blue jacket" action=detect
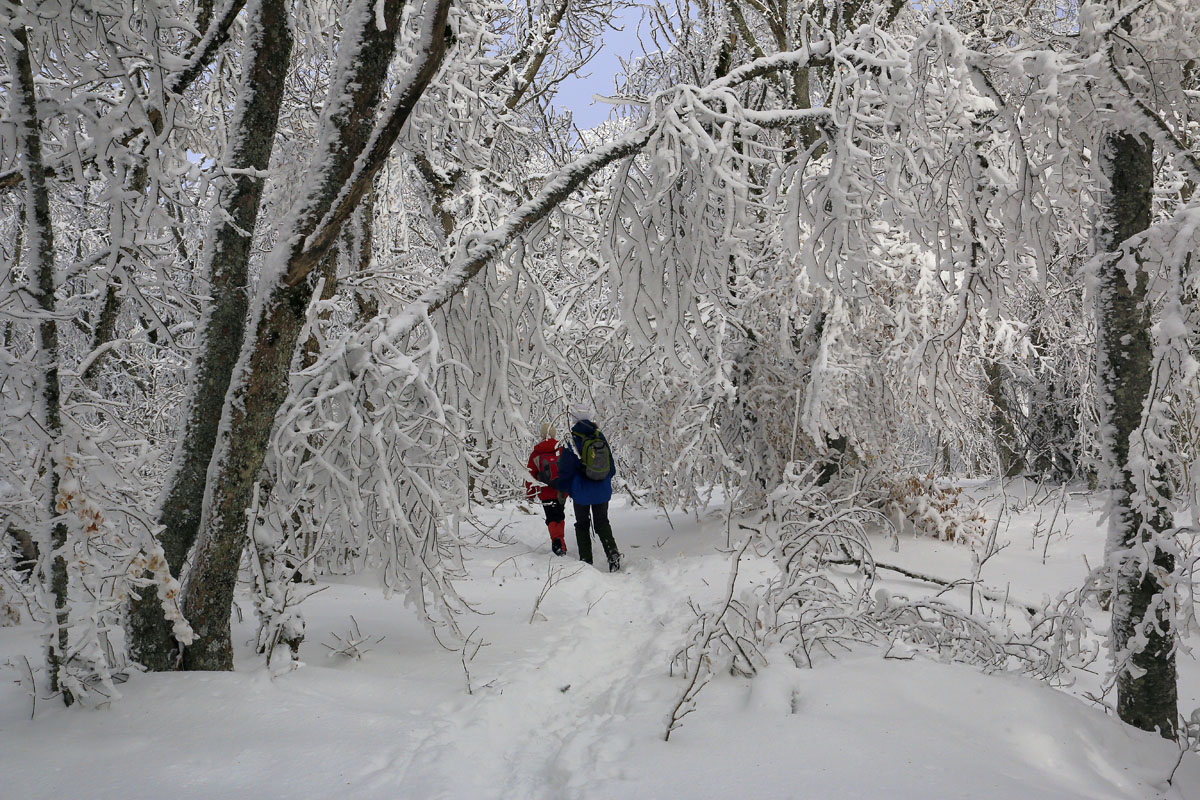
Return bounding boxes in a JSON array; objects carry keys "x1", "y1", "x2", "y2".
[{"x1": 556, "y1": 419, "x2": 616, "y2": 505}]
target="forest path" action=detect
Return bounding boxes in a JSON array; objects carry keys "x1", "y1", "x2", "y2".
[{"x1": 378, "y1": 499, "x2": 735, "y2": 799}]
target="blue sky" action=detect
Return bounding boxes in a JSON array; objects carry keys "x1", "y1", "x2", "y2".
[{"x1": 552, "y1": 8, "x2": 645, "y2": 129}]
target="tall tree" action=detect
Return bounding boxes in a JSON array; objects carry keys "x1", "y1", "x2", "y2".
[
  {"x1": 1091, "y1": 0, "x2": 1187, "y2": 739},
  {"x1": 127, "y1": 0, "x2": 295, "y2": 671},
  {"x1": 2, "y1": 0, "x2": 71, "y2": 704},
  {"x1": 177, "y1": 0, "x2": 452, "y2": 669}
]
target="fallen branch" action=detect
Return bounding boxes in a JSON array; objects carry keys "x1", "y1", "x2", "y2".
[{"x1": 827, "y1": 557, "x2": 1038, "y2": 616}]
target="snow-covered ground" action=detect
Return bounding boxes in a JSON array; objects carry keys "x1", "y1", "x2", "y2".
[{"x1": 3, "y1": 487, "x2": 1199, "y2": 799}]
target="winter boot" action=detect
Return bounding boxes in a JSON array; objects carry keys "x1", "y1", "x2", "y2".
[
  {"x1": 549, "y1": 521, "x2": 567, "y2": 556},
  {"x1": 594, "y1": 516, "x2": 620, "y2": 573}
]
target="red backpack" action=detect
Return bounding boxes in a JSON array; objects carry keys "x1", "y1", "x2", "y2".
[{"x1": 531, "y1": 445, "x2": 561, "y2": 487}]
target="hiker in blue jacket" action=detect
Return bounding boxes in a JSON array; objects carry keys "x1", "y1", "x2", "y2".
[{"x1": 556, "y1": 408, "x2": 621, "y2": 572}]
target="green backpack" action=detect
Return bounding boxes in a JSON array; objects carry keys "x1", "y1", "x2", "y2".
[{"x1": 579, "y1": 430, "x2": 611, "y2": 480}]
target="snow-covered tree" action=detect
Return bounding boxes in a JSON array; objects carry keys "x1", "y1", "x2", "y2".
[{"x1": 1, "y1": 0, "x2": 1197, "y2": 743}]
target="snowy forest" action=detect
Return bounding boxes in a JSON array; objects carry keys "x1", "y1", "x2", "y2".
[{"x1": 2, "y1": 0, "x2": 1200, "y2": 796}]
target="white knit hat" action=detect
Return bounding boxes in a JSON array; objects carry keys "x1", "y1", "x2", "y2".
[{"x1": 539, "y1": 422, "x2": 556, "y2": 440}]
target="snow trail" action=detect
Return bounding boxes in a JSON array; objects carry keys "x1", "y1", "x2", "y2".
[{"x1": 388, "y1": 502, "x2": 728, "y2": 798}]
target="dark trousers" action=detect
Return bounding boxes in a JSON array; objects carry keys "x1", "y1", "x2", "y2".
[{"x1": 573, "y1": 501, "x2": 618, "y2": 564}]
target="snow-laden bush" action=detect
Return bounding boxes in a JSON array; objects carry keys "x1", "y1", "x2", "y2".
[
  {"x1": 0, "y1": 581, "x2": 21, "y2": 627},
  {"x1": 881, "y1": 473, "x2": 987, "y2": 545},
  {"x1": 666, "y1": 465, "x2": 1100, "y2": 739},
  {"x1": 0, "y1": 423, "x2": 192, "y2": 704}
]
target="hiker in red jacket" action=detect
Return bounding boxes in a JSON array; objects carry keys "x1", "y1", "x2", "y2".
[{"x1": 526, "y1": 423, "x2": 568, "y2": 556}]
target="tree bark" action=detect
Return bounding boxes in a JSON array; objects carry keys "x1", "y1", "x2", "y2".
[
  {"x1": 4, "y1": 6, "x2": 71, "y2": 705},
  {"x1": 126, "y1": 0, "x2": 293, "y2": 672},
  {"x1": 180, "y1": 279, "x2": 315, "y2": 670},
  {"x1": 179, "y1": 0, "x2": 450, "y2": 670},
  {"x1": 983, "y1": 360, "x2": 1025, "y2": 478},
  {"x1": 351, "y1": 184, "x2": 380, "y2": 321},
  {"x1": 1097, "y1": 128, "x2": 1178, "y2": 739}
]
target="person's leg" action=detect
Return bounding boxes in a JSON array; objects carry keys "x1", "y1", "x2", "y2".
[
  {"x1": 545, "y1": 497, "x2": 566, "y2": 555},
  {"x1": 592, "y1": 502, "x2": 620, "y2": 571},
  {"x1": 549, "y1": 521, "x2": 566, "y2": 554},
  {"x1": 573, "y1": 500, "x2": 593, "y2": 564}
]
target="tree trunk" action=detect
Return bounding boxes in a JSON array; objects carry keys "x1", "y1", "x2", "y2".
[
  {"x1": 983, "y1": 360, "x2": 1025, "y2": 478},
  {"x1": 180, "y1": 278, "x2": 315, "y2": 670},
  {"x1": 4, "y1": 8, "x2": 71, "y2": 705},
  {"x1": 352, "y1": 185, "x2": 380, "y2": 321},
  {"x1": 127, "y1": 0, "x2": 294, "y2": 671},
  {"x1": 179, "y1": 0, "x2": 451, "y2": 670},
  {"x1": 1097, "y1": 128, "x2": 1177, "y2": 739}
]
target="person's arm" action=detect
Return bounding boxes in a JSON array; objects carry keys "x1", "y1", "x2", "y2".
[{"x1": 557, "y1": 447, "x2": 579, "y2": 490}]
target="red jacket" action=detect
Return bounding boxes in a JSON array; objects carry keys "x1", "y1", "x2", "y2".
[{"x1": 526, "y1": 438, "x2": 562, "y2": 501}]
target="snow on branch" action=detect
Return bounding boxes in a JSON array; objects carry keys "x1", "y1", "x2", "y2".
[
  {"x1": 291, "y1": 0, "x2": 455, "y2": 285},
  {"x1": 381, "y1": 127, "x2": 654, "y2": 342},
  {"x1": 378, "y1": 36, "x2": 854, "y2": 349}
]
